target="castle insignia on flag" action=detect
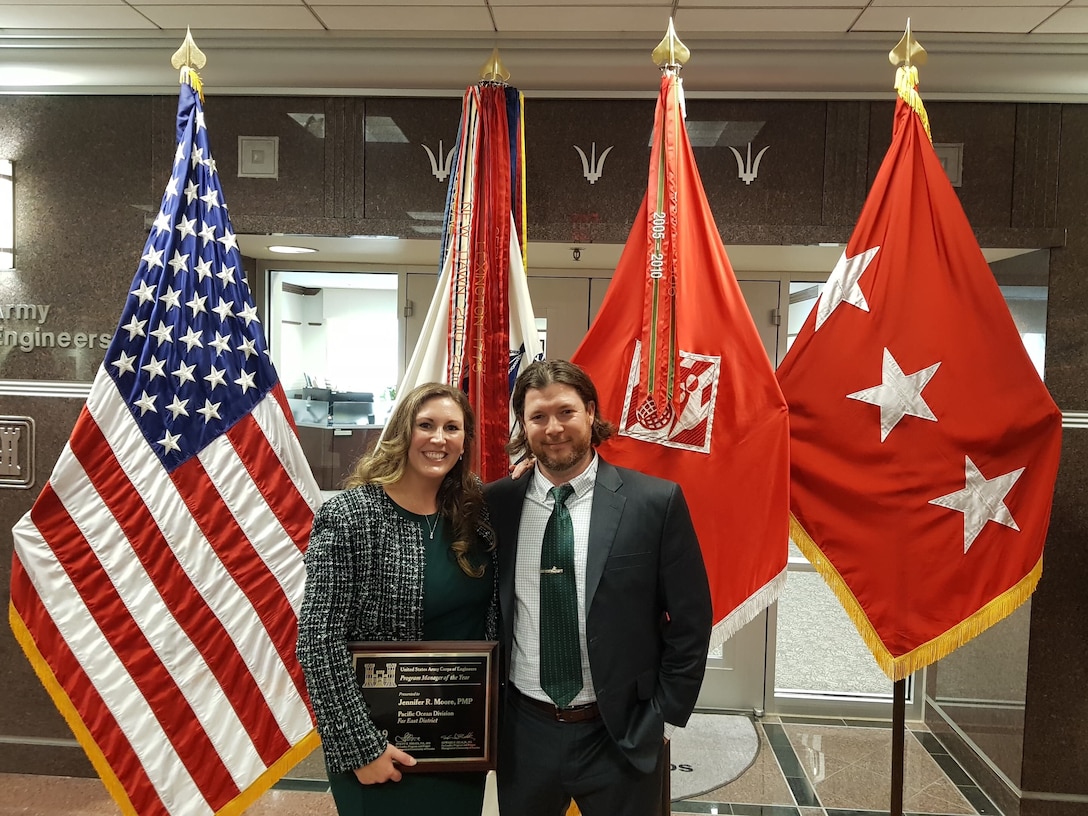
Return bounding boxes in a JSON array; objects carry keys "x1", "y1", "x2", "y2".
[{"x1": 618, "y1": 340, "x2": 720, "y2": 453}]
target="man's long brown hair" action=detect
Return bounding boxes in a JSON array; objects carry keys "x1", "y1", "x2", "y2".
[{"x1": 506, "y1": 360, "x2": 616, "y2": 459}]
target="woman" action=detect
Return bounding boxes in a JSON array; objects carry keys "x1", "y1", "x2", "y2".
[{"x1": 296, "y1": 382, "x2": 495, "y2": 815}]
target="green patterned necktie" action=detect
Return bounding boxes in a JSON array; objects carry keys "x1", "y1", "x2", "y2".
[{"x1": 539, "y1": 483, "x2": 582, "y2": 707}]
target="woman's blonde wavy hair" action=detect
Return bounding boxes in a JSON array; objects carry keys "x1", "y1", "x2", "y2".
[{"x1": 343, "y1": 382, "x2": 492, "y2": 577}]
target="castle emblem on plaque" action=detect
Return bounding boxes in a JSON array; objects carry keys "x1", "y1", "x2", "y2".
[
  {"x1": 0, "y1": 416, "x2": 35, "y2": 489},
  {"x1": 362, "y1": 662, "x2": 398, "y2": 688}
]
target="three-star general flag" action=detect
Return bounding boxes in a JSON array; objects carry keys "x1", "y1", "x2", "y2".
[
  {"x1": 572, "y1": 71, "x2": 790, "y2": 646},
  {"x1": 776, "y1": 69, "x2": 1062, "y2": 680},
  {"x1": 9, "y1": 69, "x2": 323, "y2": 815},
  {"x1": 399, "y1": 81, "x2": 541, "y2": 482}
]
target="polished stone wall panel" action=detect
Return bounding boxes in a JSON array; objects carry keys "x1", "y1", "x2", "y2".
[
  {"x1": 525, "y1": 98, "x2": 653, "y2": 245},
  {"x1": 1011, "y1": 103, "x2": 1061, "y2": 230},
  {"x1": 362, "y1": 97, "x2": 464, "y2": 224},
  {"x1": 1021, "y1": 430, "x2": 1088, "y2": 796},
  {"x1": 690, "y1": 100, "x2": 827, "y2": 234},
  {"x1": 0, "y1": 396, "x2": 87, "y2": 747},
  {"x1": 197, "y1": 96, "x2": 330, "y2": 220},
  {"x1": 0, "y1": 96, "x2": 153, "y2": 381},
  {"x1": 822, "y1": 101, "x2": 871, "y2": 228}
]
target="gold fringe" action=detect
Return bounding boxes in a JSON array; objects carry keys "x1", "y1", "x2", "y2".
[
  {"x1": 9, "y1": 602, "x2": 138, "y2": 815},
  {"x1": 893, "y1": 65, "x2": 931, "y2": 142},
  {"x1": 182, "y1": 66, "x2": 205, "y2": 103},
  {"x1": 707, "y1": 568, "x2": 786, "y2": 653},
  {"x1": 790, "y1": 515, "x2": 1042, "y2": 681},
  {"x1": 216, "y1": 730, "x2": 322, "y2": 815}
]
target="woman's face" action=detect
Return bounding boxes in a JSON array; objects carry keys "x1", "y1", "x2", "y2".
[{"x1": 404, "y1": 396, "x2": 466, "y2": 483}]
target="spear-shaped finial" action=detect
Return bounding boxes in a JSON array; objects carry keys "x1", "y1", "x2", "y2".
[
  {"x1": 889, "y1": 18, "x2": 931, "y2": 141},
  {"x1": 171, "y1": 27, "x2": 207, "y2": 96},
  {"x1": 479, "y1": 48, "x2": 510, "y2": 83},
  {"x1": 652, "y1": 18, "x2": 690, "y2": 71},
  {"x1": 888, "y1": 17, "x2": 927, "y2": 69}
]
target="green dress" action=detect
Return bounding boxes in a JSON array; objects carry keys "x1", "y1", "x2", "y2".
[{"x1": 328, "y1": 505, "x2": 493, "y2": 815}]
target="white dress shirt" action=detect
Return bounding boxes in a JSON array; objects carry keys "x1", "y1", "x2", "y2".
[{"x1": 510, "y1": 454, "x2": 599, "y2": 706}]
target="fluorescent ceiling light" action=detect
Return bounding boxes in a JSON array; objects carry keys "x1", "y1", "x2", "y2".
[{"x1": 268, "y1": 245, "x2": 317, "y2": 254}]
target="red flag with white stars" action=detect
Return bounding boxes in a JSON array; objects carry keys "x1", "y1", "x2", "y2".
[
  {"x1": 573, "y1": 72, "x2": 790, "y2": 647},
  {"x1": 776, "y1": 79, "x2": 1062, "y2": 680}
]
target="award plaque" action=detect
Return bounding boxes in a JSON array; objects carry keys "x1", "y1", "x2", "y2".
[{"x1": 348, "y1": 640, "x2": 499, "y2": 772}]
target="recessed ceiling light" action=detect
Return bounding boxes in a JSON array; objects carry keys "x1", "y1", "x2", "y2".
[{"x1": 268, "y1": 245, "x2": 317, "y2": 254}]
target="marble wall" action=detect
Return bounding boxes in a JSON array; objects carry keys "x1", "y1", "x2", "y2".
[{"x1": 0, "y1": 91, "x2": 1082, "y2": 812}]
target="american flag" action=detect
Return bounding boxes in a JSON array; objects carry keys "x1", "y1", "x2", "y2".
[{"x1": 9, "y1": 71, "x2": 322, "y2": 815}]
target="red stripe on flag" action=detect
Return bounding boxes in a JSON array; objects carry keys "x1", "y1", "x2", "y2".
[
  {"x1": 11, "y1": 550, "x2": 163, "y2": 816},
  {"x1": 28, "y1": 483, "x2": 240, "y2": 808},
  {"x1": 225, "y1": 412, "x2": 313, "y2": 551},
  {"x1": 66, "y1": 418, "x2": 294, "y2": 769},
  {"x1": 170, "y1": 456, "x2": 310, "y2": 705}
]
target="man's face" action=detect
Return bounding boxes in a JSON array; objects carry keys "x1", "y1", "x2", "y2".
[{"x1": 521, "y1": 383, "x2": 595, "y2": 483}]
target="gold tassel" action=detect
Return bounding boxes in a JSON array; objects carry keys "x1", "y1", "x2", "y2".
[{"x1": 894, "y1": 65, "x2": 931, "y2": 142}]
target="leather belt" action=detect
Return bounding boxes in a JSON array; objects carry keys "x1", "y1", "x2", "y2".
[{"x1": 512, "y1": 686, "x2": 600, "y2": 723}]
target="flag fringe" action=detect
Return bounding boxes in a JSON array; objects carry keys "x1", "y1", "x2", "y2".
[
  {"x1": 789, "y1": 514, "x2": 1041, "y2": 681},
  {"x1": 8, "y1": 600, "x2": 138, "y2": 816},
  {"x1": 215, "y1": 729, "x2": 322, "y2": 816},
  {"x1": 893, "y1": 66, "x2": 931, "y2": 142},
  {"x1": 707, "y1": 568, "x2": 787, "y2": 653}
]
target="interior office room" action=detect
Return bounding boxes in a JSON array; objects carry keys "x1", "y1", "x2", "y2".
[{"x1": 0, "y1": 3, "x2": 1085, "y2": 816}]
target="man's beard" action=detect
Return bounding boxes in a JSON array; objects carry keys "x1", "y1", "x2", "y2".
[{"x1": 532, "y1": 437, "x2": 591, "y2": 475}]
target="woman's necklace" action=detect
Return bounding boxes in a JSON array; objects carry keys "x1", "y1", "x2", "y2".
[{"x1": 424, "y1": 512, "x2": 440, "y2": 540}]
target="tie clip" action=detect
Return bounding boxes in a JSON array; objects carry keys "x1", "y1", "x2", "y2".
[{"x1": 540, "y1": 566, "x2": 564, "y2": 574}]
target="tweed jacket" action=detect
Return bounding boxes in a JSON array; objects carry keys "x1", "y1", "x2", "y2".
[{"x1": 296, "y1": 483, "x2": 497, "y2": 775}]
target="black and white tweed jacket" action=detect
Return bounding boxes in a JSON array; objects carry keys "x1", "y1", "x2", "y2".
[{"x1": 296, "y1": 483, "x2": 497, "y2": 775}]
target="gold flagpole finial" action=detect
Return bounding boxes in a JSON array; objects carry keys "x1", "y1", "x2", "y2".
[
  {"x1": 652, "y1": 18, "x2": 690, "y2": 71},
  {"x1": 888, "y1": 18, "x2": 927, "y2": 70},
  {"x1": 171, "y1": 28, "x2": 206, "y2": 97},
  {"x1": 479, "y1": 48, "x2": 511, "y2": 83}
]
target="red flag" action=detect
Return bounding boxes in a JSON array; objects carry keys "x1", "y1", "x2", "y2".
[
  {"x1": 572, "y1": 73, "x2": 790, "y2": 645},
  {"x1": 776, "y1": 75, "x2": 1062, "y2": 680},
  {"x1": 9, "y1": 71, "x2": 322, "y2": 815}
]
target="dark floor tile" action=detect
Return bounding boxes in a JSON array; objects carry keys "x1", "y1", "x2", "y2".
[
  {"x1": 272, "y1": 778, "x2": 329, "y2": 793},
  {"x1": 959, "y1": 784, "x2": 1002, "y2": 815},
  {"x1": 672, "y1": 802, "x2": 732, "y2": 814},
  {"x1": 731, "y1": 805, "x2": 801, "y2": 816},
  {"x1": 785, "y1": 774, "x2": 822, "y2": 808},
  {"x1": 930, "y1": 751, "x2": 975, "y2": 786},
  {"x1": 915, "y1": 731, "x2": 949, "y2": 755},
  {"x1": 778, "y1": 714, "x2": 847, "y2": 727},
  {"x1": 842, "y1": 719, "x2": 893, "y2": 729}
]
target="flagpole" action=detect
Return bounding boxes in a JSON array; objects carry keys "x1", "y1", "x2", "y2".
[{"x1": 886, "y1": 22, "x2": 926, "y2": 816}]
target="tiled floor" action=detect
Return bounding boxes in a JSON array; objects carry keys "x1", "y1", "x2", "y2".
[{"x1": 0, "y1": 716, "x2": 1001, "y2": 816}]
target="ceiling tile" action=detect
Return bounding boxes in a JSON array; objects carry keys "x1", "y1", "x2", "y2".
[
  {"x1": 492, "y1": 0, "x2": 668, "y2": 5},
  {"x1": 853, "y1": 6, "x2": 1060, "y2": 34},
  {"x1": 680, "y1": 0, "x2": 863, "y2": 6},
  {"x1": 675, "y1": 7, "x2": 860, "y2": 33},
  {"x1": 491, "y1": 5, "x2": 667, "y2": 32},
  {"x1": 870, "y1": 0, "x2": 1057, "y2": 4},
  {"x1": 1033, "y1": 7, "x2": 1088, "y2": 32},
  {"x1": 313, "y1": 4, "x2": 493, "y2": 30},
  {"x1": 0, "y1": 4, "x2": 155, "y2": 27},
  {"x1": 137, "y1": 5, "x2": 324, "y2": 28},
  {"x1": 315, "y1": 0, "x2": 488, "y2": 5},
  {"x1": 134, "y1": 0, "x2": 298, "y2": 5}
]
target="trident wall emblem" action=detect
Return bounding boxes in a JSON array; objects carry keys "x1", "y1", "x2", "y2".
[
  {"x1": 574, "y1": 142, "x2": 614, "y2": 184},
  {"x1": 727, "y1": 143, "x2": 770, "y2": 185},
  {"x1": 422, "y1": 140, "x2": 455, "y2": 182}
]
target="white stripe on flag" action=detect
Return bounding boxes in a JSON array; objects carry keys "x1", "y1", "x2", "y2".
[
  {"x1": 86, "y1": 370, "x2": 311, "y2": 763},
  {"x1": 250, "y1": 395, "x2": 323, "y2": 513},
  {"x1": 12, "y1": 481, "x2": 212, "y2": 816}
]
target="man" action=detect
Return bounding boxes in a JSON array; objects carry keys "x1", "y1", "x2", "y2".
[{"x1": 486, "y1": 359, "x2": 712, "y2": 816}]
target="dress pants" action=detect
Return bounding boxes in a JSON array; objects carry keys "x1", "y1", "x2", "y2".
[{"x1": 497, "y1": 688, "x2": 665, "y2": 816}]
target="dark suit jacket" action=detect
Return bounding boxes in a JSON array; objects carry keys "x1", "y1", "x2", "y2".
[{"x1": 486, "y1": 456, "x2": 713, "y2": 773}]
